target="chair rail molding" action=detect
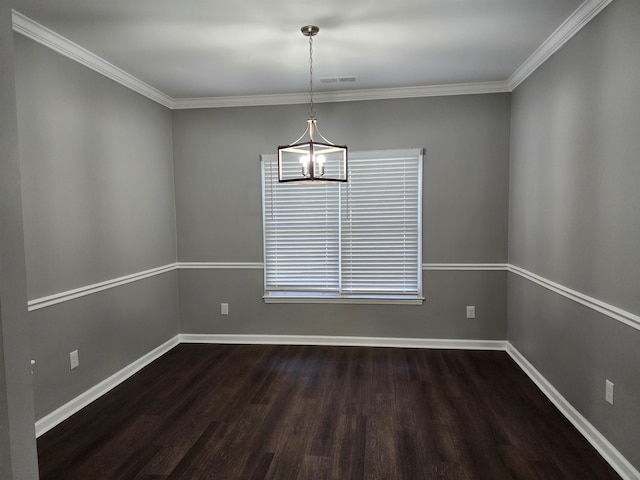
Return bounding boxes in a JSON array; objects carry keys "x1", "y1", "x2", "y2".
[{"x1": 508, "y1": 264, "x2": 640, "y2": 331}]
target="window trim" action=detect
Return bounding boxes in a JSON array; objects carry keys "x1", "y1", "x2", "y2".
[
  {"x1": 261, "y1": 148, "x2": 424, "y2": 305},
  {"x1": 263, "y1": 291, "x2": 425, "y2": 305}
]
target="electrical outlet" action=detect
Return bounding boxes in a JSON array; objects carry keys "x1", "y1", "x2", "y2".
[
  {"x1": 605, "y1": 380, "x2": 614, "y2": 405},
  {"x1": 221, "y1": 303, "x2": 229, "y2": 315},
  {"x1": 466, "y1": 306, "x2": 476, "y2": 319},
  {"x1": 70, "y1": 350, "x2": 79, "y2": 370}
]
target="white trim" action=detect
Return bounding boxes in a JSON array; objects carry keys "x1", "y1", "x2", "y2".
[
  {"x1": 177, "y1": 262, "x2": 508, "y2": 271},
  {"x1": 27, "y1": 264, "x2": 176, "y2": 311},
  {"x1": 171, "y1": 82, "x2": 510, "y2": 109},
  {"x1": 26, "y1": 262, "x2": 508, "y2": 310},
  {"x1": 26, "y1": 262, "x2": 640, "y2": 333},
  {"x1": 507, "y1": 0, "x2": 613, "y2": 89},
  {"x1": 262, "y1": 296, "x2": 424, "y2": 305},
  {"x1": 176, "y1": 261, "x2": 263, "y2": 269},
  {"x1": 12, "y1": 1, "x2": 611, "y2": 108},
  {"x1": 11, "y1": 10, "x2": 173, "y2": 108},
  {"x1": 508, "y1": 265, "x2": 640, "y2": 331},
  {"x1": 35, "y1": 335, "x2": 180, "y2": 437},
  {"x1": 423, "y1": 263, "x2": 508, "y2": 271},
  {"x1": 33, "y1": 333, "x2": 638, "y2": 479},
  {"x1": 506, "y1": 343, "x2": 640, "y2": 480},
  {"x1": 181, "y1": 262, "x2": 509, "y2": 271},
  {"x1": 179, "y1": 334, "x2": 506, "y2": 350}
]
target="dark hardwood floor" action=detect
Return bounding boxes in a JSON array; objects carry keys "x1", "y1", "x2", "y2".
[{"x1": 37, "y1": 344, "x2": 621, "y2": 479}]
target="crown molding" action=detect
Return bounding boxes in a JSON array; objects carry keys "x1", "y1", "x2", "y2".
[
  {"x1": 171, "y1": 82, "x2": 511, "y2": 109},
  {"x1": 507, "y1": 0, "x2": 614, "y2": 90},
  {"x1": 10, "y1": 11, "x2": 508, "y2": 109},
  {"x1": 11, "y1": 10, "x2": 173, "y2": 108},
  {"x1": 13, "y1": 0, "x2": 612, "y2": 108}
]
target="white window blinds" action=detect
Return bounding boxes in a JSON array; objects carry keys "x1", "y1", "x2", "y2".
[
  {"x1": 261, "y1": 148, "x2": 423, "y2": 300},
  {"x1": 341, "y1": 150, "x2": 422, "y2": 295},
  {"x1": 262, "y1": 157, "x2": 341, "y2": 292}
]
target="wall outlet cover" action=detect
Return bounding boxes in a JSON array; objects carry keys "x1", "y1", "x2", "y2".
[
  {"x1": 70, "y1": 350, "x2": 79, "y2": 370},
  {"x1": 605, "y1": 380, "x2": 614, "y2": 405}
]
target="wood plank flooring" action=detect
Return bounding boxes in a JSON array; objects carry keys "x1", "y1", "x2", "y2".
[{"x1": 37, "y1": 344, "x2": 621, "y2": 479}]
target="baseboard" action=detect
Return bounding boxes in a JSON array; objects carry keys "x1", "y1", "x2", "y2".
[
  {"x1": 35, "y1": 335, "x2": 180, "y2": 437},
  {"x1": 34, "y1": 334, "x2": 638, "y2": 479},
  {"x1": 179, "y1": 334, "x2": 507, "y2": 350},
  {"x1": 506, "y1": 343, "x2": 640, "y2": 480},
  {"x1": 34, "y1": 334, "x2": 501, "y2": 438}
]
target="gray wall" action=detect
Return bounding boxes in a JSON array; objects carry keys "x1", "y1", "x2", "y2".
[
  {"x1": 0, "y1": 1, "x2": 39, "y2": 477},
  {"x1": 10, "y1": 0, "x2": 639, "y2": 473},
  {"x1": 508, "y1": 0, "x2": 640, "y2": 470},
  {"x1": 15, "y1": 35, "x2": 178, "y2": 299},
  {"x1": 173, "y1": 95, "x2": 511, "y2": 338},
  {"x1": 14, "y1": 35, "x2": 180, "y2": 419}
]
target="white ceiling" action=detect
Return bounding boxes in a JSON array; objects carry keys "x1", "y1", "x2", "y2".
[{"x1": 12, "y1": 0, "x2": 594, "y2": 102}]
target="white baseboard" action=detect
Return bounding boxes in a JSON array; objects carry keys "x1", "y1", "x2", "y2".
[
  {"x1": 34, "y1": 334, "x2": 502, "y2": 438},
  {"x1": 506, "y1": 343, "x2": 640, "y2": 480},
  {"x1": 34, "y1": 334, "x2": 638, "y2": 479},
  {"x1": 35, "y1": 335, "x2": 180, "y2": 437},
  {"x1": 179, "y1": 334, "x2": 507, "y2": 351}
]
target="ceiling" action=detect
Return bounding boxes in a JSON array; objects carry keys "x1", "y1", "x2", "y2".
[{"x1": 12, "y1": 0, "x2": 594, "y2": 104}]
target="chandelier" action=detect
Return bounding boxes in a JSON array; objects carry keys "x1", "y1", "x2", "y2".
[{"x1": 277, "y1": 25, "x2": 348, "y2": 184}]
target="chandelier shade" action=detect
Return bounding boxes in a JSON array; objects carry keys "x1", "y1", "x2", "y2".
[{"x1": 277, "y1": 25, "x2": 347, "y2": 184}]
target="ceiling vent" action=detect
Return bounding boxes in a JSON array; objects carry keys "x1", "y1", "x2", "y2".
[{"x1": 319, "y1": 76, "x2": 358, "y2": 84}]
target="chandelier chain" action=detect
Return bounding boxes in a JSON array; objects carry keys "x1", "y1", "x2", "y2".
[{"x1": 308, "y1": 35, "x2": 315, "y2": 119}]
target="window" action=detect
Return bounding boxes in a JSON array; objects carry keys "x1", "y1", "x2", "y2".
[{"x1": 261, "y1": 148, "x2": 423, "y2": 304}]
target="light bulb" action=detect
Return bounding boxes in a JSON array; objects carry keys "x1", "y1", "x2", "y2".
[
  {"x1": 315, "y1": 155, "x2": 326, "y2": 176},
  {"x1": 300, "y1": 155, "x2": 310, "y2": 176}
]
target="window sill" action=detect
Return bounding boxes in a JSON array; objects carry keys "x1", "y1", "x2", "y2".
[{"x1": 263, "y1": 292, "x2": 424, "y2": 305}]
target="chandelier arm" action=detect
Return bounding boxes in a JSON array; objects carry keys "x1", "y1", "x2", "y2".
[
  {"x1": 312, "y1": 123, "x2": 335, "y2": 145},
  {"x1": 291, "y1": 121, "x2": 311, "y2": 145}
]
